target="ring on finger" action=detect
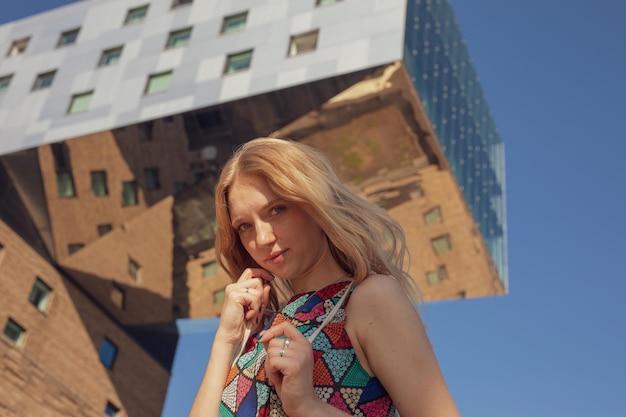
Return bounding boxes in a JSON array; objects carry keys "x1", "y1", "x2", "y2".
[
  {"x1": 283, "y1": 338, "x2": 291, "y2": 349},
  {"x1": 279, "y1": 348, "x2": 285, "y2": 357},
  {"x1": 245, "y1": 287, "x2": 249, "y2": 293}
]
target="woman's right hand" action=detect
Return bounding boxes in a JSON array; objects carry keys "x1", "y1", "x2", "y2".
[{"x1": 215, "y1": 268, "x2": 274, "y2": 346}]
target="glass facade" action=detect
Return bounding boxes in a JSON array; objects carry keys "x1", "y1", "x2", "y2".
[{"x1": 403, "y1": 0, "x2": 508, "y2": 288}]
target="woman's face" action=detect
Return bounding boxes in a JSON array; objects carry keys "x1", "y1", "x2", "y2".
[{"x1": 227, "y1": 175, "x2": 334, "y2": 287}]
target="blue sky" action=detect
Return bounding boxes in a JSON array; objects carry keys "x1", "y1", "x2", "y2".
[{"x1": 3, "y1": 1, "x2": 626, "y2": 416}]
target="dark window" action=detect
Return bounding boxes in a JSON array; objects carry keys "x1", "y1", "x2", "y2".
[
  {"x1": 316, "y1": 0, "x2": 342, "y2": 5},
  {"x1": 57, "y1": 28, "x2": 80, "y2": 47},
  {"x1": 68, "y1": 243, "x2": 84, "y2": 255},
  {"x1": 224, "y1": 50, "x2": 253, "y2": 74},
  {"x1": 221, "y1": 11, "x2": 248, "y2": 34},
  {"x1": 32, "y1": 70, "x2": 56, "y2": 90},
  {"x1": 426, "y1": 265, "x2": 449, "y2": 286},
  {"x1": 144, "y1": 168, "x2": 161, "y2": 190},
  {"x1": 99, "y1": 338, "x2": 118, "y2": 369},
  {"x1": 57, "y1": 172, "x2": 76, "y2": 198},
  {"x1": 122, "y1": 181, "x2": 138, "y2": 206},
  {"x1": 97, "y1": 224, "x2": 113, "y2": 236},
  {"x1": 91, "y1": 171, "x2": 108, "y2": 196},
  {"x1": 166, "y1": 27, "x2": 192, "y2": 48},
  {"x1": 3, "y1": 319, "x2": 25, "y2": 346},
  {"x1": 104, "y1": 401, "x2": 120, "y2": 416},
  {"x1": 29, "y1": 278, "x2": 52, "y2": 312},
  {"x1": 138, "y1": 121, "x2": 153, "y2": 142},
  {"x1": 99, "y1": 46, "x2": 123, "y2": 67},
  {"x1": 51, "y1": 142, "x2": 76, "y2": 198},
  {"x1": 125, "y1": 5, "x2": 149, "y2": 25},
  {"x1": 0, "y1": 74, "x2": 13, "y2": 93},
  {"x1": 172, "y1": 0, "x2": 193, "y2": 8}
]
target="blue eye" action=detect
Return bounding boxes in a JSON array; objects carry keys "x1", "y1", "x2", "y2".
[
  {"x1": 237, "y1": 223, "x2": 252, "y2": 232},
  {"x1": 270, "y1": 205, "x2": 286, "y2": 215}
]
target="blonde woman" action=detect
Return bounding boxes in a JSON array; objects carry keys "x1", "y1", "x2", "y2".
[{"x1": 190, "y1": 138, "x2": 459, "y2": 417}]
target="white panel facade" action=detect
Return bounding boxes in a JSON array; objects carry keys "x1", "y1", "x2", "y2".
[{"x1": 0, "y1": 0, "x2": 406, "y2": 155}]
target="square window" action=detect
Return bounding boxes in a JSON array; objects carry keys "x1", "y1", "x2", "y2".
[
  {"x1": 29, "y1": 278, "x2": 53, "y2": 312},
  {"x1": 7, "y1": 37, "x2": 29, "y2": 57},
  {"x1": 99, "y1": 46, "x2": 123, "y2": 67},
  {"x1": 99, "y1": 338, "x2": 118, "y2": 369},
  {"x1": 221, "y1": 11, "x2": 248, "y2": 34},
  {"x1": 172, "y1": 0, "x2": 193, "y2": 8},
  {"x1": 202, "y1": 261, "x2": 217, "y2": 278},
  {"x1": 128, "y1": 257, "x2": 141, "y2": 281},
  {"x1": 122, "y1": 181, "x2": 138, "y2": 206},
  {"x1": 57, "y1": 171, "x2": 76, "y2": 198},
  {"x1": 91, "y1": 170, "x2": 108, "y2": 196},
  {"x1": 68, "y1": 243, "x2": 84, "y2": 255},
  {"x1": 288, "y1": 30, "x2": 319, "y2": 57},
  {"x1": 316, "y1": 0, "x2": 342, "y2": 5},
  {"x1": 104, "y1": 401, "x2": 120, "y2": 417},
  {"x1": 67, "y1": 91, "x2": 93, "y2": 114},
  {"x1": 125, "y1": 5, "x2": 149, "y2": 25},
  {"x1": 57, "y1": 28, "x2": 80, "y2": 48},
  {"x1": 424, "y1": 206, "x2": 442, "y2": 225},
  {"x1": 32, "y1": 71, "x2": 56, "y2": 91},
  {"x1": 224, "y1": 50, "x2": 253, "y2": 75},
  {"x1": 431, "y1": 235, "x2": 451, "y2": 254},
  {"x1": 138, "y1": 121, "x2": 153, "y2": 142},
  {"x1": 110, "y1": 283, "x2": 125, "y2": 310},
  {"x1": 144, "y1": 71, "x2": 173, "y2": 95},
  {"x1": 0, "y1": 74, "x2": 13, "y2": 93},
  {"x1": 174, "y1": 182, "x2": 187, "y2": 194},
  {"x1": 98, "y1": 224, "x2": 113, "y2": 236},
  {"x1": 166, "y1": 27, "x2": 192, "y2": 48},
  {"x1": 426, "y1": 266, "x2": 449, "y2": 286},
  {"x1": 3, "y1": 319, "x2": 25, "y2": 346},
  {"x1": 144, "y1": 167, "x2": 161, "y2": 190},
  {"x1": 213, "y1": 288, "x2": 225, "y2": 304}
]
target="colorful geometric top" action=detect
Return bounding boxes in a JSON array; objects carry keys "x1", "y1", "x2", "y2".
[{"x1": 219, "y1": 280, "x2": 396, "y2": 416}]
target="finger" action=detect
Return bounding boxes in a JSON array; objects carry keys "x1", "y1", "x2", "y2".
[
  {"x1": 259, "y1": 322, "x2": 305, "y2": 347},
  {"x1": 237, "y1": 268, "x2": 275, "y2": 284}
]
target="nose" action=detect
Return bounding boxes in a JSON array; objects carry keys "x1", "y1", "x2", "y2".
[{"x1": 255, "y1": 221, "x2": 276, "y2": 247}]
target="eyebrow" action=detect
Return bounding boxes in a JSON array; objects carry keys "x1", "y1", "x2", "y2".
[{"x1": 229, "y1": 197, "x2": 285, "y2": 228}]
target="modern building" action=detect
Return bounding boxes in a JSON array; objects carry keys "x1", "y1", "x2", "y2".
[{"x1": 0, "y1": 0, "x2": 507, "y2": 416}]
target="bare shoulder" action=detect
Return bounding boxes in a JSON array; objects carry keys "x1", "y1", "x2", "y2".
[{"x1": 350, "y1": 273, "x2": 415, "y2": 312}]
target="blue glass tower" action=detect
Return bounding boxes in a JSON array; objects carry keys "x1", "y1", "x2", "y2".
[{"x1": 403, "y1": 0, "x2": 508, "y2": 289}]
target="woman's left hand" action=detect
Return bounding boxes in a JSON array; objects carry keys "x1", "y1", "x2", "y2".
[{"x1": 259, "y1": 322, "x2": 320, "y2": 416}]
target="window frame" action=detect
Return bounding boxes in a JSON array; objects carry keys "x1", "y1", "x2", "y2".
[
  {"x1": 32, "y1": 70, "x2": 57, "y2": 91},
  {"x1": 3, "y1": 318, "x2": 26, "y2": 346},
  {"x1": 223, "y1": 49, "x2": 253, "y2": 75},
  {"x1": 128, "y1": 257, "x2": 141, "y2": 282},
  {"x1": 29, "y1": 278, "x2": 53, "y2": 313},
  {"x1": 424, "y1": 206, "x2": 442, "y2": 225},
  {"x1": 220, "y1": 11, "x2": 248, "y2": 34},
  {"x1": 57, "y1": 28, "x2": 81, "y2": 48},
  {"x1": 67, "y1": 90, "x2": 94, "y2": 115},
  {"x1": 124, "y1": 5, "x2": 149, "y2": 25},
  {"x1": 6, "y1": 37, "x2": 30, "y2": 57},
  {"x1": 171, "y1": 0, "x2": 193, "y2": 9},
  {"x1": 143, "y1": 167, "x2": 161, "y2": 191},
  {"x1": 0, "y1": 74, "x2": 13, "y2": 93},
  {"x1": 57, "y1": 171, "x2": 76, "y2": 198},
  {"x1": 122, "y1": 180, "x2": 139, "y2": 206},
  {"x1": 287, "y1": 29, "x2": 319, "y2": 57},
  {"x1": 99, "y1": 337, "x2": 118, "y2": 369},
  {"x1": 144, "y1": 71, "x2": 173, "y2": 95},
  {"x1": 98, "y1": 46, "x2": 124, "y2": 67},
  {"x1": 431, "y1": 234, "x2": 452, "y2": 254},
  {"x1": 166, "y1": 27, "x2": 193, "y2": 49},
  {"x1": 91, "y1": 170, "x2": 109, "y2": 196},
  {"x1": 315, "y1": 0, "x2": 343, "y2": 6},
  {"x1": 98, "y1": 223, "x2": 113, "y2": 236}
]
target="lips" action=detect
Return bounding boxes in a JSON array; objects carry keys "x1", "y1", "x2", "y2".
[{"x1": 265, "y1": 249, "x2": 286, "y2": 264}]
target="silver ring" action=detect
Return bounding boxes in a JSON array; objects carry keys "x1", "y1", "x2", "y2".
[
  {"x1": 283, "y1": 338, "x2": 291, "y2": 349},
  {"x1": 245, "y1": 287, "x2": 249, "y2": 293},
  {"x1": 279, "y1": 348, "x2": 285, "y2": 357}
]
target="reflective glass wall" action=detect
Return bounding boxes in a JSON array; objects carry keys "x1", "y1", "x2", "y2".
[{"x1": 403, "y1": 0, "x2": 508, "y2": 288}]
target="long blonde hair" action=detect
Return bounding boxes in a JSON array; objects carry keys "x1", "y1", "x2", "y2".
[{"x1": 215, "y1": 137, "x2": 419, "y2": 308}]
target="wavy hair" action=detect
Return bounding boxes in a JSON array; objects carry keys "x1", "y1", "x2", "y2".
[{"x1": 215, "y1": 137, "x2": 420, "y2": 309}]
